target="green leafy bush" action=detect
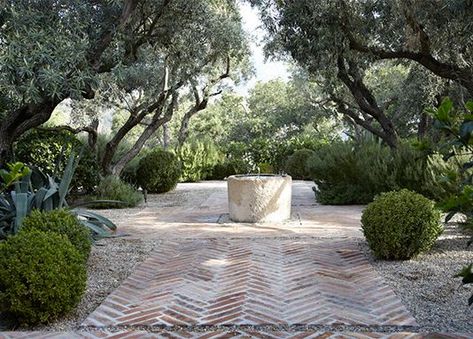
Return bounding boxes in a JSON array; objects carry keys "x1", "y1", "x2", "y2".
[
  {"x1": 177, "y1": 138, "x2": 223, "y2": 182},
  {"x1": 0, "y1": 229, "x2": 87, "y2": 324},
  {"x1": 307, "y1": 141, "x2": 454, "y2": 204},
  {"x1": 136, "y1": 148, "x2": 182, "y2": 193},
  {"x1": 285, "y1": 148, "x2": 315, "y2": 179},
  {"x1": 307, "y1": 141, "x2": 389, "y2": 204},
  {"x1": 95, "y1": 175, "x2": 143, "y2": 208},
  {"x1": 207, "y1": 162, "x2": 235, "y2": 180},
  {"x1": 21, "y1": 209, "x2": 92, "y2": 261},
  {"x1": 14, "y1": 129, "x2": 99, "y2": 193},
  {"x1": 361, "y1": 189, "x2": 443, "y2": 260}
]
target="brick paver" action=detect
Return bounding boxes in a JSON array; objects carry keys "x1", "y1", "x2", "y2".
[
  {"x1": 0, "y1": 331, "x2": 469, "y2": 338},
  {"x1": 83, "y1": 238, "x2": 416, "y2": 328}
]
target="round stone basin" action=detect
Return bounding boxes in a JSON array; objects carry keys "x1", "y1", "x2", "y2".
[{"x1": 227, "y1": 174, "x2": 292, "y2": 223}]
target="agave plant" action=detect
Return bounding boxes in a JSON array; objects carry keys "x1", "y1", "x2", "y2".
[{"x1": 0, "y1": 151, "x2": 119, "y2": 240}]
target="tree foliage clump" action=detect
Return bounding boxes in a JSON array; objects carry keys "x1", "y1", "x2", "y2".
[
  {"x1": 251, "y1": 0, "x2": 473, "y2": 147},
  {"x1": 0, "y1": 0, "x2": 250, "y2": 173},
  {"x1": 361, "y1": 189, "x2": 442, "y2": 260}
]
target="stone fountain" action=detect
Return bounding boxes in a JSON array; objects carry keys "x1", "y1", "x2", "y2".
[{"x1": 227, "y1": 174, "x2": 292, "y2": 223}]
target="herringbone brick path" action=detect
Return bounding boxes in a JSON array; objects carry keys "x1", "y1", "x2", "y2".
[
  {"x1": 0, "y1": 331, "x2": 468, "y2": 338},
  {"x1": 83, "y1": 238, "x2": 416, "y2": 328}
]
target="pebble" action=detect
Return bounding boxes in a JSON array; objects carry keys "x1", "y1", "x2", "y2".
[{"x1": 359, "y1": 222, "x2": 473, "y2": 333}]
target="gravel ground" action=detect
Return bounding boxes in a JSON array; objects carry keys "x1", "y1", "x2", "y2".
[{"x1": 359, "y1": 222, "x2": 473, "y2": 333}]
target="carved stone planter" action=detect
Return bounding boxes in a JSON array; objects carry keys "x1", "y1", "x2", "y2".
[{"x1": 227, "y1": 174, "x2": 292, "y2": 223}]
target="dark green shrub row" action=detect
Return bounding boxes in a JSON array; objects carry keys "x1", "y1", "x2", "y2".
[
  {"x1": 0, "y1": 210, "x2": 90, "y2": 325},
  {"x1": 307, "y1": 141, "x2": 455, "y2": 204},
  {"x1": 362, "y1": 189, "x2": 442, "y2": 260}
]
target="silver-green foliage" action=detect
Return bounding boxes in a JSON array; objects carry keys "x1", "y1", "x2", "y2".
[
  {"x1": 0, "y1": 155, "x2": 117, "y2": 239},
  {"x1": 307, "y1": 141, "x2": 455, "y2": 205}
]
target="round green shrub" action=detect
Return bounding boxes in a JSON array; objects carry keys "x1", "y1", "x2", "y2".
[
  {"x1": 95, "y1": 175, "x2": 143, "y2": 208},
  {"x1": 21, "y1": 209, "x2": 92, "y2": 261},
  {"x1": 361, "y1": 189, "x2": 443, "y2": 260},
  {"x1": 0, "y1": 229, "x2": 87, "y2": 324},
  {"x1": 285, "y1": 148, "x2": 316, "y2": 180},
  {"x1": 136, "y1": 149, "x2": 182, "y2": 193}
]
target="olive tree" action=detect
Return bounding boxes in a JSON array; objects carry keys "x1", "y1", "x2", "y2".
[
  {"x1": 74, "y1": 1, "x2": 249, "y2": 175},
  {"x1": 0, "y1": 0, "x2": 248, "y2": 168},
  {"x1": 251, "y1": 0, "x2": 473, "y2": 147}
]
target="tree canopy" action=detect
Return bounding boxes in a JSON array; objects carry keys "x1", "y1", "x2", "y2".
[
  {"x1": 0, "y1": 0, "x2": 249, "y2": 166},
  {"x1": 251, "y1": 0, "x2": 473, "y2": 147}
]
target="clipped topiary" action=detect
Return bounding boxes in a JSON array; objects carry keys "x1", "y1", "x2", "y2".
[
  {"x1": 361, "y1": 189, "x2": 443, "y2": 260},
  {"x1": 21, "y1": 209, "x2": 92, "y2": 261},
  {"x1": 95, "y1": 175, "x2": 143, "y2": 208},
  {"x1": 285, "y1": 148, "x2": 316, "y2": 180},
  {"x1": 136, "y1": 148, "x2": 182, "y2": 193},
  {"x1": 0, "y1": 229, "x2": 87, "y2": 324}
]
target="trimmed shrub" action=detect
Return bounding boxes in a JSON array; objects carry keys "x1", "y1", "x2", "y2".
[
  {"x1": 21, "y1": 209, "x2": 92, "y2": 261},
  {"x1": 136, "y1": 149, "x2": 181, "y2": 193},
  {"x1": 361, "y1": 189, "x2": 443, "y2": 260},
  {"x1": 14, "y1": 129, "x2": 99, "y2": 193},
  {"x1": 285, "y1": 148, "x2": 315, "y2": 180},
  {"x1": 95, "y1": 175, "x2": 143, "y2": 208},
  {"x1": 0, "y1": 229, "x2": 87, "y2": 324}
]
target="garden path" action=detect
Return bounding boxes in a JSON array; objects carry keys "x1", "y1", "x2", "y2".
[{"x1": 1, "y1": 181, "x2": 464, "y2": 338}]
